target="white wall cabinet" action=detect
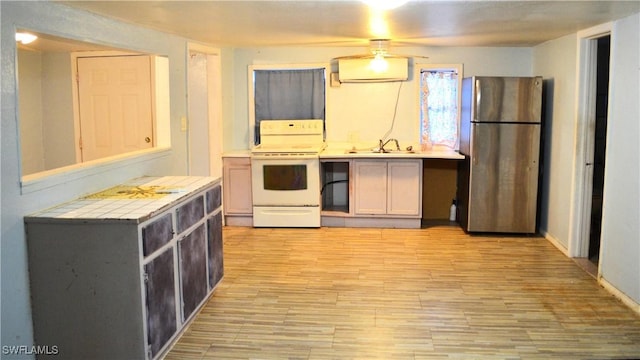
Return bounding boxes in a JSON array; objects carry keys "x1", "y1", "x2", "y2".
[
  {"x1": 25, "y1": 176, "x2": 223, "y2": 360},
  {"x1": 353, "y1": 159, "x2": 422, "y2": 217}
]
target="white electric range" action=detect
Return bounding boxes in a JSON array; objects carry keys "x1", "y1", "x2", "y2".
[{"x1": 251, "y1": 119, "x2": 325, "y2": 227}]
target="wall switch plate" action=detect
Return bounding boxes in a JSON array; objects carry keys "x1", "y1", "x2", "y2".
[{"x1": 181, "y1": 116, "x2": 188, "y2": 132}]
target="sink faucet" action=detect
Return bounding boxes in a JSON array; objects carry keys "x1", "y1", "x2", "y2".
[{"x1": 380, "y1": 138, "x2": 400, "y2": 152}]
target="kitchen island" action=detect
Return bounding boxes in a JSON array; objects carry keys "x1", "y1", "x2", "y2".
[{"x1": 25, "y1": 176, "x2": 223, "y2": 360}]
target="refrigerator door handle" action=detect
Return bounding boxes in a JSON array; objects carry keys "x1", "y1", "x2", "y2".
[{"x1": 474, "y1": 79, "x2": 481, "y2": 120}]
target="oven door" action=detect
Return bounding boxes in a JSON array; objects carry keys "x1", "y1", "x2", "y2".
[{"x1": 250, "y1": 155, "x2": 320, "y2": 207}]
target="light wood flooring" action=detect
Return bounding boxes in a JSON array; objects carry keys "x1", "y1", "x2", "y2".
[{"x1": 165, "y1": 225, "x2": 640, "y2": 359}]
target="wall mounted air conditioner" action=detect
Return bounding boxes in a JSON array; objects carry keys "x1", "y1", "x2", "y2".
[{"x1": 338, "y1": 57, "x2": 408, "y2": 83}]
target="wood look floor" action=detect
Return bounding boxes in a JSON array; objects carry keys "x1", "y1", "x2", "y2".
[{"x1": 165, "y1": 226, "x2": 640, "y2": 359}]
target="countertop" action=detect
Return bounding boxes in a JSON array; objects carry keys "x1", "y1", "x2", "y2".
[
  {"x1": 25, "y1": 176, "x2": 219, "y2": 223},
  {"x1": 223, "y1": 143, "x2": 464, "y2": 160},
  {"x1": 319, "y1": 145, "x2": 464, "y2": 160}
]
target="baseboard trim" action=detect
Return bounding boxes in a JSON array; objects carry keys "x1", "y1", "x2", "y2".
[
  {"x1": 541, "y1": 230, "x2": 569, "y2": 256},
  {"x1": 224, "y1": 215, "x2": 253, "y2": 227},
  {"x1": 542, "y1": 230, "x2": 640, "y2": 316},
  {"x1": 600, "y1": 277, "x2": 640, "y2": 316}
]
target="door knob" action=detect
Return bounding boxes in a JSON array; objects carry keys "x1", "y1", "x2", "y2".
[{"x1": 145, "y1": 137, "x2": 151, "y2": 143}]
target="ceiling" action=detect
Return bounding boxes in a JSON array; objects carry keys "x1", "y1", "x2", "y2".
[{"x1": 55, "y1": 1, "x2": 640, "y2": 48}]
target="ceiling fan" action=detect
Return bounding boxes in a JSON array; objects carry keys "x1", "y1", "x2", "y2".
[{"x1": 332, "y1": 38, "x2": 428, "y2": 61}]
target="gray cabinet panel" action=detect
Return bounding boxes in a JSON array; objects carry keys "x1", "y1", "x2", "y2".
[
  {"x1": 179, "y1": 224, "x2": 208, "y2": 320},
  {"x1": 142, "y1": 213, "x2": 173, "y2": 256},
  {"x1": 207, "y1": 212, "x2": 224, "y2": 289},
  {"x1": 144, "y1": 248, "x2": 177, "y2": 358}
]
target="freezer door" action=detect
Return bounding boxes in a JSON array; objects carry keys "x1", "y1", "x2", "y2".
[
  {"x1": 466, "y1": 123, "x2": 540, "y2": 233},
  {"x1": 474, "y1": 76, "x2": 542, "y2": 123}
]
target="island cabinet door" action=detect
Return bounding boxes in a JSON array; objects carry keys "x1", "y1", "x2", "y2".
[
  {"x1": 178, "y1": 224, "x2": 208, "y2": 321},
  {"x1": 144, "y1": 248, "x2": 178, "y2": 359},
  {"x1": 207, "y1": 211, "x2": 224, "y2": 289}
]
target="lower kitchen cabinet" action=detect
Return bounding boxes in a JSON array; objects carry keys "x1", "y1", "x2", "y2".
[
  {"x1": 321, "y1": 159, "x2": 422, "y2": 228},
  {"x1": 222, "y1": 156, "x2": 253, "y2": 226},
  {"x1": 354, "y1": 159, "x2": 422, "y2": 217},
  {"x1": 25, "y1": 176, "x2": 223, "y2": 360}
]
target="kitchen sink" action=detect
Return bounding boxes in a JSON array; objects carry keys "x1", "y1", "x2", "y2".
[{"x1": 344, "y1": 149, "x2": 417, "y2": 155}]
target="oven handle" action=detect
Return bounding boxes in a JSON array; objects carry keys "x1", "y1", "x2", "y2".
[{"x1": 251, "y1": 154, "x2": 319, "y2": 160}]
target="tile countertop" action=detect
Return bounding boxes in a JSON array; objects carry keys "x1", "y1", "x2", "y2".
[{"x1": 25, "y1": 176, "x2": 219, "y2": 223}]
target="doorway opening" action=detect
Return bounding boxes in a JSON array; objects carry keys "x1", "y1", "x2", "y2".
[
  {"x1": 187, "y1": 44, "x2": 222, "y2": 178},
  {"x1": 588, "y1": 35, "x2": 610, "y2": 266},
  {"x1": 570, "y1": 22, "x2": 612, "y2": 278}
]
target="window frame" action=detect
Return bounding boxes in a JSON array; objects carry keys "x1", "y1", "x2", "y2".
[
  {"x1": 248, "y1": 63, "x2": 329, "y2": 147},
  {"x1": 414, "y1": 63, "x2": 463, "y2": 150}
]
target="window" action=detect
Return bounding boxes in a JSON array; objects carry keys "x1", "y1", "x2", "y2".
[
  {"x1": 417, "y1": 64, "x2": 462, "y2": 150},
  {"x1": 249, "y1": 64, "x2": 328, "y2": 145}
]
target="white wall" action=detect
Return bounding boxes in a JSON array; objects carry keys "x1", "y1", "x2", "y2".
[
  {"x1": 226, "y1": 46, "x2": 533, "y2": 151},
  {"x1": 599, "y1": 13, "x2": 639, "y2": 303},
  {"x1": 1, "y1": 2, "x2": 195, "y2": 354},
  {"x1": 18, "y1": 49, "x2": 77, "y2": 174},
  {"x1": 41, "y1": 52, "x2": 76, "y2": 170},
  {"x1": 533, "y1": 13, "x2": 640, "y2": 305},
  {"x1": 533, "y1": 34, "x2": 578, "y2": 248},
  {"x1": 17, "y1": 50, "x2": 46, "y2": 174}
]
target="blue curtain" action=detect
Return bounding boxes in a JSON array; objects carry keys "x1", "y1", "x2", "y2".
[{"x1": 254, "y1": 68, "x2": 325, "y2": 144}]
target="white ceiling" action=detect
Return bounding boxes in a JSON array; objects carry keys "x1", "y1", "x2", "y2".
[{"x1": 56, "y1": 0, "x2": 640, "y2": 48}]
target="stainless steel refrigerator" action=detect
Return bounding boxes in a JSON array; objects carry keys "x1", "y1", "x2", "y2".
[{"x1": 457, "y1": 76, "x2": 542, "y2": 233}]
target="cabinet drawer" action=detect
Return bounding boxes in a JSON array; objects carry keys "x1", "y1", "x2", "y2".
[
  {"x1": 176, "y1": 195, "x2": 204, "y2": 234},
  {"x1": 142, "y1": 213, "x2": 174, "y2": 257},
  {"x1": 206, "y1": 185, "x2": 222, "y2": 214}
]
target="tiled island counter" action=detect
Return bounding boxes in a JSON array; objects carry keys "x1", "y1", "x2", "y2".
[{"x1": 25, "y1": 176, "x2": 223, "y2": 360}]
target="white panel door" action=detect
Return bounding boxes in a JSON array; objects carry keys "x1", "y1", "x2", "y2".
[{"x1": 77, "y1": 55, "x2": 153, "y2": 162}]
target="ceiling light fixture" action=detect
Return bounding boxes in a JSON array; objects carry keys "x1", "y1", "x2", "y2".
[
  {"x1": 362, "y1": 0, "x2": 410, "y2": 11},
  {"x1": 369, "y1": 53, "x2": 389, "y2": 73},
  {"x1": 16, "y1": 32, "x2": 38, "y2": 45},
  {"x1": 369, "y1": 39, "x2": 390, "y2": 73}
]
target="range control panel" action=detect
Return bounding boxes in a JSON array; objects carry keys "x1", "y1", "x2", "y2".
[{"x1": 260, "y1": 119, "x2": 324, "y2": 136}]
